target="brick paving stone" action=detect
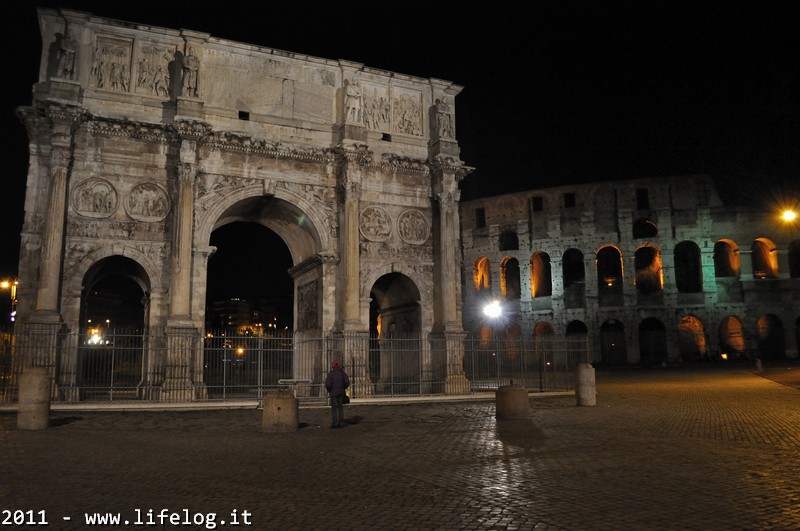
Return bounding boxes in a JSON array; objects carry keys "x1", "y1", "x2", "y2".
[{"x1": 2, "y1": 365, "x2": 800, "y2": 530}]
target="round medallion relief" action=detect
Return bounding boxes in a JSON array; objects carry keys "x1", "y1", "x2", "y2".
[
  {"x1": 124, "y1": 182, "x2": 170, "y2": 222},
  {"x1": 359, "y1": 206, "x2": 392, "y2": 242},
  {"x1": 397, "y1": 209, "x2": 430, "y2": 245},
  {"x1": 72, "y1": 178, "x2": 118, "y2": 218}
]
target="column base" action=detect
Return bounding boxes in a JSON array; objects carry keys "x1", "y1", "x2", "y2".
[{"x1": 445, "y1": 374, "x2": 471, "y2": 395}]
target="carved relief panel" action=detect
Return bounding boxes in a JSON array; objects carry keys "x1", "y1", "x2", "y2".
[
  {"x1": 72, "y1": 178, "x2": 118, "y2": 218},
  {"x1": 125, "y1": 183, "x2": 171, "y2": 222},
  {"x1": 361, "y1": 82, "x2": 391, "y2": 132},
  {"x1": 91, "y1": 36, "x2": 133, "y2": 93},
  {"x1": 359, "y1": 206, "x2": 392, "y2": 242},
  {"x1": 397, "y1": 209, "x2": 430, "y2": 245},
  {"x1": 392, "y1": 87, "x2": 423, "y2": 136},
  {"x1": 359, "y1": 83, "x2": 425, "y2": 137},
  {"x1": 297, "y1": 280, "x2": 319, "y2": 330},
  {"x1": 359, "y1": 206, "x2": 430, "y2": 245},
  {"x1": 359, "y1": 205, "x2": 432, "y2": 263},
  {"x1": 135, "y1": 44, "x2": 176, "y2": 98}
]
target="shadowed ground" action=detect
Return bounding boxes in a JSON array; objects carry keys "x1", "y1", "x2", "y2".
[{"x1": 2, "y1": 361, "x2": 799, "y2": 530}]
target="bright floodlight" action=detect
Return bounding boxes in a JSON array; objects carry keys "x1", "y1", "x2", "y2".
[
  {"x1": 783, "y1": 210, "x2": 797, "y2": 222},
  {"x1": 483, "y1": 300, "x2": 502, "y2": 319}
]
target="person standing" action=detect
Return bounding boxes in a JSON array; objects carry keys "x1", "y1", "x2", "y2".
[{"x1": 325, "y1": 359, "x2": 350, "y2": 428}]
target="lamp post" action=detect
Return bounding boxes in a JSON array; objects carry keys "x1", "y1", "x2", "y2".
[{"x1": 483, "y1": 300, "x2": 502, "y2": 382}]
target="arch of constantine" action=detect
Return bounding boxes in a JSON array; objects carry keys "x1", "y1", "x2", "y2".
[{"x1": 14, "y1": 8, "x2": 473, "y2": 401}]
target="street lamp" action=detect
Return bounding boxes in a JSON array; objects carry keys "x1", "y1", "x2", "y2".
[
  {"x1": 0, "y1": 278, "x2": 18, "y2": 323},
  {"x1": 482, "y1": 300, "x2": 503, "y2": 382},
  {"x1": 483, "y1": 299, "x2": 502, "y2": 319}
]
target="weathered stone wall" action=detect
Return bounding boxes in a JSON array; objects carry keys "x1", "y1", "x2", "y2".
[
  {"x1": 15, "y1": 8, "x2": 472, "y2": 398},
  {"x1": 460, "y1": 175, "x2": 800, "y2": 363}
]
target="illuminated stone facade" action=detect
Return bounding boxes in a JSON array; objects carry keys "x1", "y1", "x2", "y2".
[
  {"x1": 16, "y1": 8, "x2": 470, "y2": 399},
  {"x1": 460, "y1": 175, "x2": 800, "y2": 363}
]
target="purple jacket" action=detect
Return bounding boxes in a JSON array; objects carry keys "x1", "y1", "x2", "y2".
[{"x1": 325, "y1": 367, "x2": 350, "y2": 396}]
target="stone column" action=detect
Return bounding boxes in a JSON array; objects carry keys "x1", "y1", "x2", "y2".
[
  {"x1": 33, "y1": 106, "x2": 82, "y2": 324},
  {"x1": 20, "y1": 105, "x2": 82, "y2": 401},
  {"x1": 739, "y1": 250, "x2": 754, "y2": 279},
  {"x1": 339, "y1": 330, "x2": 371, "y2": 398},
  {"x1": 336, "y1": 145, "x2": 368, "y2": 330},
  {"x1": 777, "y1": 249, "x2": 791, "y2": 279},
  {"x1": 170, "y1": 161, "x2": 196, "y2": 323},
  {"x1": 431, "y1": 157, "x2": 472, "y2": 389},
  {"x1": 436, "y1": 189, "x2": 461, "y2": 331},
  {"x1": 140, "y1": 293, "x2": 166, "y2": 400},
  {"x1": 442, "y1": 330, "x2": 470, "y2": 394},
  {"x1": 162, "y1": 121, "x2": 208, "y2": 400},
  {"x1": 549, "y1": 256, "x2": 564, "y2": 313},
  {"x1": 161, "y1": 327, "x2": 197, "y2": 402}
]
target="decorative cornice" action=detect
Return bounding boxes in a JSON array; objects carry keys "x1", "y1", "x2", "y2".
[
  {"x1": 78, "y1": 115, "x2": 336, "y2": 164},
  {"x1": 173, "y1": 119, "x2": 213, "y2": 140},
  {"x1": 84, "y1": 117, "x2": 172, "y2": 142},
  {"x1": 204, "y1": 131, "x2": 336, "y2": 163},
  {"x1": 380, "y1": 154, "x2": 430, "y2": 175},
  {"x1": 40, "y1": 101, "x2": 87, "y2": 125},
  {"x1": 334, "y1": 143, "x2": 373, "y2": 166},
  {"x1": 430, "y1": 154, "x2": 475, "y2": 182},
  {"x1": 287, "y1": 252, "x2": 338, "y2": 277}
]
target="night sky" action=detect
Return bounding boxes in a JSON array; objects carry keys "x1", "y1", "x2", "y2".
[{"x1": 2, "y1": 1, "x2": 798, "y2": 308}]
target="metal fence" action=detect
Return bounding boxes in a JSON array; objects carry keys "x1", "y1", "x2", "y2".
[{"x1": 0, "y1": 325, "x2": 586, "y2": 405}]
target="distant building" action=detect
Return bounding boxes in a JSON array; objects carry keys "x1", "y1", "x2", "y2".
[
  {"x1": 206, "y1": 297, "x2": 288, "y2": 332},
  {"x1": 459, "y1": 175, "x2": 800, "y2": 363},
  {"x1": 209, "y1": 298, "x2": 251, "y2": 330}
]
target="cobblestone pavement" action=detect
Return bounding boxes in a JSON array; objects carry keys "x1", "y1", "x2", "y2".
[{"x1": 2, "y1": 364, "x2": 800, "y2": 530}]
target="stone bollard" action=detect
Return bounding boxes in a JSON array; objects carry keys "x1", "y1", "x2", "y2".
[
  {"x1": 261, "y1": 389, "x2": 299, "y2": 433},
  {"x1": 495, "y1": 382, "x2": 529, "y2": 419},
  {"x1": 17, "y1": 367, "x2": 51, "y2": 430},
  {"x1": 575, "y1": 363, "x2": 596, "y2": 406},
  {"x1": 755, "y1": 358, "x2": 763, "y2": 372}
]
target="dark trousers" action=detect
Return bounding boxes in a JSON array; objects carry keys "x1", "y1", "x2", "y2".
[{"x1": 330, "y1": 393, "x2": 345, "y2": 427}]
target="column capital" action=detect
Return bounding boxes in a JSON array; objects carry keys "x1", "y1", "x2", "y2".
[{"x1": 429, "y1": 154, "x2": 474, "y2": 183}]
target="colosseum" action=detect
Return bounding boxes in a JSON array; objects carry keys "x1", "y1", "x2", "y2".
[{"x1": 459, "y1": 174, "x2": 800, "y2": 365}]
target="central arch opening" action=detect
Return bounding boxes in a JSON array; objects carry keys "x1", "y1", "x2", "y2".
[
  {"x1": 205, "y1": 221, "x2": 294, "y2": 332},
  {"x1": 203, "y1": 221, "x2": 294, "y2": 399}
]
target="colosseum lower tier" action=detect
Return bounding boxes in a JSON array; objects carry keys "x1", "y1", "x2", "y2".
[{"x1": 459, "y1": 174, "x2": 800, "y2": 365}]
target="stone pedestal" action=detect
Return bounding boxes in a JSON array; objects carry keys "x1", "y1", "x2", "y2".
[
  {"x1": 17, "y1": 367, "x2": 51, "y2": 430},
  {"x1": 576, "y1": 363, "x2": 597, "y2": 406},
  {"x1": 261, "y1": 390, "x2": 299, "y2": 433},
  {"x1": 495, "y1": 383, "x2": 529, "y2": 419}
]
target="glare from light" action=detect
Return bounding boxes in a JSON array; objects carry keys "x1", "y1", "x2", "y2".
[
  {"x1": 782, "y1": 210, "x2": 797, "y2": 222},
  {"x1": 483, "y1": 300, "x2": 502, "y2": 319}
]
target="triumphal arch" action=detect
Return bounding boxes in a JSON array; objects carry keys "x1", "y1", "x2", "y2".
[{"x1": 15, "y1": 8, "x2": 472, "y2": 400}]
